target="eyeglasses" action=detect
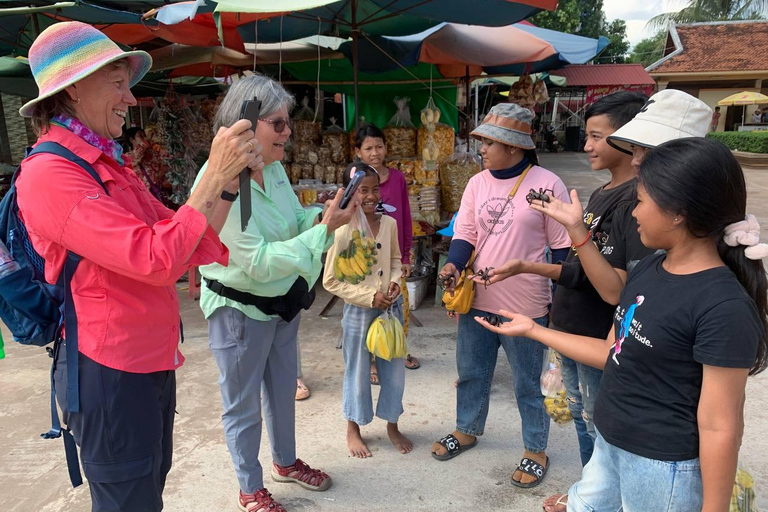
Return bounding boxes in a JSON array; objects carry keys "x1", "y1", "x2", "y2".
[{"x1": 259, "y1": 117, "x2": 292, "y2": 133}]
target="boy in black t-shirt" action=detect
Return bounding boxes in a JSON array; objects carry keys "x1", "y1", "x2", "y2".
[{"x1": 484, "y1": 92, "x2": 647, "y2": 479}]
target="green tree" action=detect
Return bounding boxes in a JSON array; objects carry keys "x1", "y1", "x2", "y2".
[
  {"x1": 598, "y1": 19, "x2": 631, "y2": 63},
  {"x1": 649, "y1": 0, "x2": 767, "y2": 30},
  {"x1": 628, "y1": 31, "x2": 667, "y2": 68},
  {"x1": 531, "y1": 0, "x2": 606, "y2": 37}
]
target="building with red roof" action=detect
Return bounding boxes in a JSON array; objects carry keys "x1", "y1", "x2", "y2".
[{"x1": 647, "y1": 20, "x2": 768, "y2": 131}]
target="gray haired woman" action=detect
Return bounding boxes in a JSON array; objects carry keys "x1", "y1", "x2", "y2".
[{"x1": 192, "y1": 75, "x2": 355, "y2": 512}]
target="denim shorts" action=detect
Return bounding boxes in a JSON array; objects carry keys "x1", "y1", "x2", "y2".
[{"x1": 568, "y1": 429, "x2": 702, "y2": 512}]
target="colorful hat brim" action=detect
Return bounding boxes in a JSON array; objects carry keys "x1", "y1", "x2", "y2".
[
  {"x1": 470, "y1": 123, "x2": 535, "y2": 150},
  {"x1": 19, "y1": 50, "x2": 152, "y2": 118}
]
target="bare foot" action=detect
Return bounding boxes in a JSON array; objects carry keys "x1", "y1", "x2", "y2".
[
  {"x1": 387, "y1": 422, "x2": 413, "y2": 454},
  {"x1": 512, "y1": 450, "x2": 547, "y2": 486},
  {"x1": 430, "y1": 430, "x2": 476, "y2": 457},
  {"x1": 542, "y1": 493, "x2": 568, "y2": 512},
  {"x1": 346, "y1": 421, "x2": 372, "y2": 458}
]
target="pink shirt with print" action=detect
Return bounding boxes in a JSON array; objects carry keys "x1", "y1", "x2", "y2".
[{"x1": 453, "y1": 165, "x2": 571, "y2": 319}]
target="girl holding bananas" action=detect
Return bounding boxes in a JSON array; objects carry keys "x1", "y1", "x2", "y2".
[
  {"x1": 354, "y1": 124, "x2": 421, "y2": 380},
  {"x1": 323, "y1": 163, "x2": 413, "y2": 459}
]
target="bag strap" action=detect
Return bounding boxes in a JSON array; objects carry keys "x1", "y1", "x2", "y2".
[
  {"x1": 25, "y1": 141, "x2": 108, "y2": 489},
  {"x1": 468, "y1": 163, "x2": 533, "y2": 268}
]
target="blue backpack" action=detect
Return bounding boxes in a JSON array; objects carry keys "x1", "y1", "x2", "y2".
[{"x1": 0, "y1": 141, "x2": 107, "y2": 487}]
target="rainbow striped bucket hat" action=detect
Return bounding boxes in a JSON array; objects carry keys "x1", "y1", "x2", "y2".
[{"x1": 20, "y1": 21, "x2": 152, "y2": 117}]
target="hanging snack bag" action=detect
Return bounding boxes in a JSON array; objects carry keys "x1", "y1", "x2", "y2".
[
  {"x1": 293, "y1": 96, "x2": 321, "y2": 144},
  {"x1": 323, "y1": 117, "x2": 349, "y2": 164},
  {"x1": 383, "y1": 97, "x2": 417, "y2": 158},
  {"x1": 439, "y1": 144, "x2": 482, "y2": 212}
]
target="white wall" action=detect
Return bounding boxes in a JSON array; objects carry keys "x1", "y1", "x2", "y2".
[{"x1": 699, "y1": 88, "x2": 762, "y2": 131}]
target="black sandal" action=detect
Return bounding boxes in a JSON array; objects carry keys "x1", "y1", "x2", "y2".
[
  {"x1": 511, "y1": 456, "x2": 549, "y2": 488},
  {"x1": 431, "y1": 433, "x2": 478, "y2": 461}
]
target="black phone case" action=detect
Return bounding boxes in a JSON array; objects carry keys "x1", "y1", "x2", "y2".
[{"x1": 340, "y1": 170, "x2": 365, "y2": 209}]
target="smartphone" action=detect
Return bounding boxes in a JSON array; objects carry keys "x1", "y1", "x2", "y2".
[
  {"x1": 239, "y1": 98, "x2": 262, "y2": 129},
  {"x1": 340, "y1": 170, "x2": 365, "y2": 209},
  {"x1": 238, "y1": 98, "x2": 261, "y2": 231}
]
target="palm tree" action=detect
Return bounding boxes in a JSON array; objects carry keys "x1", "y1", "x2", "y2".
[{"x1": 649, "y1": 0, "x2": 767, "y2": 30}]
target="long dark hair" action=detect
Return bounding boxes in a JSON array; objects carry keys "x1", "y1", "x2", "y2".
[
  {"x1": 523, "y1": 148, "x2": 539, "y2": 166},
  {"x1": 639, "y1": 137, "x2": 768, "y2": 375}
]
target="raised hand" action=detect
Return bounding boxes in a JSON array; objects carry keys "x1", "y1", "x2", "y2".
[{"x1": 528, "y1": 189, "x2": 584, "y2": 234}]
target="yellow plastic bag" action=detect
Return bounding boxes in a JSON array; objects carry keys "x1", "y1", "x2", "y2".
[{"x1": 388, "y1": 312, "x2": 407, "y2": 359}]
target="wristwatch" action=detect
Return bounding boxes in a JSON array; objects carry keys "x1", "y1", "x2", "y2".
[{"x1": 220, "y1": 190, "x2": 239, "y2": 202}]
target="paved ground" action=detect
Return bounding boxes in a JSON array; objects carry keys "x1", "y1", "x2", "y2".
[{"x1": 1, "y1": 151, "x2": 767, "y2": 511}]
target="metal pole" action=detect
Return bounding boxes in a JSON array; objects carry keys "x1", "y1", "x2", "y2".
[
  {"x1": 351, "y1": 0, "x2": 360, "y2": 131},
  {"x1": 465, "y1": 66, "x2": 470, "y2": 148}
]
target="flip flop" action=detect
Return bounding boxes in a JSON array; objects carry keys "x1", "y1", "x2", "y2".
[
  {"x1": 405, "y1": 354, "x2": 421, "y2": 370},
  {"x1": 542, "y1": 493, "x2": 568, "y2": 512},
  {"x1": 431, "y1": 433, "x2": 478, "y2": 461},
  {"x1": 511, "y1": 456, "x2": 549, "y2": 489},
  {"x1": 370, "y1": 370, "x2": 380, "y2": 386},
  {"x1": 295, "y1": 380, "x2": 310, "y2": 401}
]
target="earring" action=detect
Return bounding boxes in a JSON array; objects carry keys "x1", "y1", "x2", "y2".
[{"x1": 75, "y1": 98, "x2": 81, "y2": 104}]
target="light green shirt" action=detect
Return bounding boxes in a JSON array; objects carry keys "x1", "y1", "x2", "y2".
[{"x1": 192, "y1": 161, "x2": 330, "y2": 321}]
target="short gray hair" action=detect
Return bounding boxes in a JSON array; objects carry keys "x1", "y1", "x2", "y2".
[{"x1": 213, "y1": 75, "x2": 295, "y2": 132}]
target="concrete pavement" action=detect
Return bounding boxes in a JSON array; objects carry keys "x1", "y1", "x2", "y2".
[{"x1": 1, "y1": 151, "x2": 766, "y2": 511}]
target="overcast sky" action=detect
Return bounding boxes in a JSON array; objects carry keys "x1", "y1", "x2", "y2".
[{"x1": 603, "y1": 0, "x2": 687, "y2": 48}]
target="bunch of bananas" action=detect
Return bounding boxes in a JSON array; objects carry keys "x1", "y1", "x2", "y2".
[
  {"x1": 333, "y1": 229, "x2": 378, "y2": 284},
  {"x1": 544, "y1": 390, "x2": 573, "y2": 425},
  {"x1": 730, "y1": 467, "x2": 757, "y2": 512},
  {"x1": 366, "y1": 311, "x2": 406, "y2": 361}
]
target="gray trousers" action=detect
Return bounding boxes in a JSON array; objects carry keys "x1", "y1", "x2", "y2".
[{"x1": 208, "y1": 307, "x2": 299, "y2": 493}]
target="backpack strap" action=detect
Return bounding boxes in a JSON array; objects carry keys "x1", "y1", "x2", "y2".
[{"x1": 25, "y1": 141, "x2": 107, "y2": 488}]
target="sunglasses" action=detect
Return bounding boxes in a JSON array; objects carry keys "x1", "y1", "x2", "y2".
[{"x1": 259, "y1": 117, "x2": 292, "y2": 133}]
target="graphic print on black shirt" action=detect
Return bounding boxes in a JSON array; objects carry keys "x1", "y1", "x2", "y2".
[
  {"x1": 593, "y1": 254, "x2": 763, "y2": 462},
  {"x1": 550, "y1": 179, "x2": 636, "y2": 338}
]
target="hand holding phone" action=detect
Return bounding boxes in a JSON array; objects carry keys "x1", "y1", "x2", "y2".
[
  {"x1": 238, "y1": 98, "x2": 261, "y2": 231},
  {"x1": 340, "y1": 169, "x2": 365, "y2": 210}
]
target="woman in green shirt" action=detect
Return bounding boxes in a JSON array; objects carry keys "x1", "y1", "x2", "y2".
[{"x1": 194, "y1": 75, "x2": 356, "y2": 512}]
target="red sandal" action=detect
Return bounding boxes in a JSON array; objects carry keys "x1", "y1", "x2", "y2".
[
  {"x1": 271, "y1": 458, "x2": 333, "y2": 491},
  {"x1": 238, "y1": 489, "x2": 286, "y2": 512}
]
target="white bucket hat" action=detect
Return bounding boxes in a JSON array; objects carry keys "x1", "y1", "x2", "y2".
[{"x1": 607, "y1": 89, "x2": 712, "y2": 153}]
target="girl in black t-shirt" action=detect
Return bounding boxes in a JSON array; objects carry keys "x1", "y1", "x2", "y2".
[{"x1": 478, "y1": 138, "x2": 768, "y2": 512}]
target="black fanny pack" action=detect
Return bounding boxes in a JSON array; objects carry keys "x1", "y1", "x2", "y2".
[{"x1": 204, "y1": 277, "x2": 316, "y2": 323}]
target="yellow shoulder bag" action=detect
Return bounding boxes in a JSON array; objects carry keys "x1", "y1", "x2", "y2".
[{"x1": 442, "y1": 164, "x2": 532, "y2": 314}]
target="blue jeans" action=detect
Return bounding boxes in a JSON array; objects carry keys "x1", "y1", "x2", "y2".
[
  {"x1": 456, "y1": 309, "x2": 550, "y2": 453},
  {"x1": 568, "y1": 429, "x2": 703, "y2": 512},
  {"x1": 341, "y1": 300, "x2": 405, "y2": 425},
  {"x1": 559, "y1": 352, "x2": 603, "y2": 466}
]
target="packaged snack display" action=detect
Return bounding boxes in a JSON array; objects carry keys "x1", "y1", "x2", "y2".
[
  {"x1": 293, "y1": 96, "x2": 321, "y2": 144},
  {"x1": 418, "y1": 122, "x2": 454, "y2": 166},
  {"x1": 439, "y1": 145, "x2": 482, "y2": 212},
  {"x1": 383, "y1": 97, "x2": 417, "y2": 158},
  {"x1": 322, "y1": 117, "x2": 349, "y2": 164}
]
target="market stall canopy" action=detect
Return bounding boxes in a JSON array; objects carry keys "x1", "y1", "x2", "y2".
[
  {"x1": 220, "y1": 0, "x2": 558, "y2": 44},
  {"x1": 150, "y1": 41, "x2": 344, "y2": 77},
  {"x1": 337, "y1": 22, "x2": 606, "y2": 78},
  {"x1": 718, "y1": 91, "x2": 768, "y2": 106}
]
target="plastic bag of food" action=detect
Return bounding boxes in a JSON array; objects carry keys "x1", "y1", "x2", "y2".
[
  {"x1": 420, "y1": 97, "x2": 441, "y2": 129},
  {"x1": 533, "y1": 79, "x2": 549, "y2": 105},
  {"x1": 439, "y1": 144, "x2": 482, "y2": 212},
  {"x1": 313, "y1": 164, "x2": 325, "y2": 182},
  {"x1": 731, "y1": 462, "x2": 758, "y2": 512},
  {"x1": 541, "y1": 349, "x2": 573, "y2": 425},
  {"x1": 418, "y1": 123, "x2": 454, "y2": 166},
  {"x1": 323, "y1": 117, "x2": 349, "y2": 164},
  {"x1": 384, "y1": 97, "x2": 417, "y2": 157},
  {"x1": 293, "y1": 97, "x2": 321, "y2": 144},
  {"x1": 332, "y1": 199, "x2": 378, "y2": 285},
  {"x1": 366, "y1": 306, "x2": 406, "y2": 361}
]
